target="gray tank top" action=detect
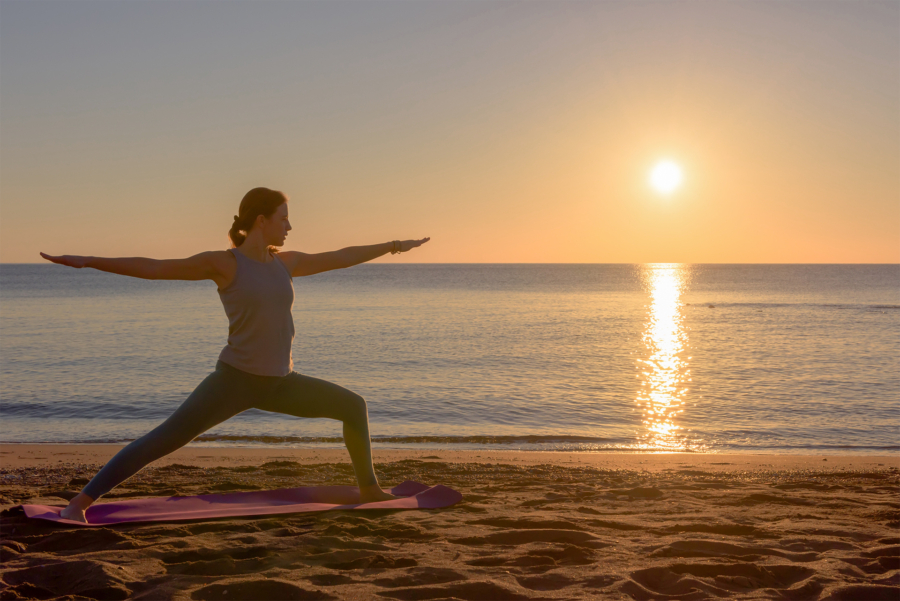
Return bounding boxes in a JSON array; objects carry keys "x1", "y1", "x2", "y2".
[{"x1": 217, "y1": 248, "x2": 295, "y2": 377}]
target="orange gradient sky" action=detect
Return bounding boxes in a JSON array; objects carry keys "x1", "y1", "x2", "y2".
[{"x1": 1, "y1": 1, "x2": 897, "y2": 264}]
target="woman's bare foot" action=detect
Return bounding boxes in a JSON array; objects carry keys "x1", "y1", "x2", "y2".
[
  {"x1": 60, "y1": 505, "x2": 87, "y2": 523},
  {"x1": 59, "y1": 492, "x2": 94, "y2": 523},
  {"x1": 358, "y1": 484, "x2": 402, "y2": 504}
]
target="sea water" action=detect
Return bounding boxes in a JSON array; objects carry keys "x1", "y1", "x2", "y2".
[{"x1": 1, "y1": 264, "x2": 897, "y2": 454}]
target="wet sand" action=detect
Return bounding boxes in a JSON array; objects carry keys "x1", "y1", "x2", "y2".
[{"x1": 1, "y1": 444, "x2": 898, "y2": 600}]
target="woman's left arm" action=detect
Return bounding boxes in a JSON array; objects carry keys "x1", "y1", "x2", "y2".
[{"x1": 280, "y1": 238, "x2": 430, "y2": 277}]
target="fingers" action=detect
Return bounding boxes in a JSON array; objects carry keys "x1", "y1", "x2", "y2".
[
  {"x1": 40, "y1": 252, "x2": 69, "y2": 266},
  {"x1": 398, "y1": 237, "x2": 430, "y2": 252}
]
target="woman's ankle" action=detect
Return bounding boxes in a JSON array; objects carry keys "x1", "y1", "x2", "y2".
[{"x1": 69, "y1": 492, "x2": 95, "y2": 510}]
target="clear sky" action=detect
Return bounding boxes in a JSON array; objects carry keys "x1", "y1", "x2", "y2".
[{"x1": 1, "y1": 0, "x2": 897, "y2": 263}]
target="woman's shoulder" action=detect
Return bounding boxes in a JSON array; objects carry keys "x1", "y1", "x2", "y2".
[
  {"x1": 206, "y1": 250, "x2": 237, "y2": 276},
  {"x1": 272, "y1": 249, "x2": 295, "y2": 275},
  {"x1": 272, "y1": 248, "x2": 296, "y2": 262},
  {"x1": 201, "y1": 250, "x2": 238, "y2": 292},
  {"x1": 209, "y1": 248, "x2": 238, "y2": 264}
]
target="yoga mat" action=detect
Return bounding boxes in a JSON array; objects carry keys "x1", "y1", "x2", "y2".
[{"x1": 21, "y1": 480, "x2": 462, "y2": 527}]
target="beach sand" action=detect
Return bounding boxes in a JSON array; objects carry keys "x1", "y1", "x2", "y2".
[{"x1": 1, "y1": 445, "x2": 897, "y2": 600}]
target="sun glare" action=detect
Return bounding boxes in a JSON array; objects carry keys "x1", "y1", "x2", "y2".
[
  {"x1": 635, "y1": 264, "x2": 700, "y2": 451},
  {"x1": 649, "y1": 160, "x2": 683, "y2": 194}
]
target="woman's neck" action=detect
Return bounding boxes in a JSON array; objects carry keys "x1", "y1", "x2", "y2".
[{"x1": 237, "y1": 237, "x2": 272, "y2": 263}]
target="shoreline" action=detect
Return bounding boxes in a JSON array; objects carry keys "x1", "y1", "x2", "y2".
[{"x1": 2, "y1": 443, "x2": 897, "y2": 472}]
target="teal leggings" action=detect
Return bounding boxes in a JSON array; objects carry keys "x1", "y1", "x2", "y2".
[{"x1": 82, "y1": 360, "x2": 379, "y2": 500}]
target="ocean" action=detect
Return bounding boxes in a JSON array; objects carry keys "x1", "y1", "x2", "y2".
[{"x1": 1, "y1": 263, "x2": 897, "y2": 454}]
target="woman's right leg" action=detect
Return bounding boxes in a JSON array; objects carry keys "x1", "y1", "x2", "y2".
[
  {"x1": 77, "y1": 363, "x2": 261, "y2": 503},
  {"x1": 256, "y1": 371, "x2": 400, "y2": 504}
]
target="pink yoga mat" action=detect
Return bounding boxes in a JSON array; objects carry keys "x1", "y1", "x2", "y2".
[{"x1": 21, "y1": 481, "x2": 462, "y2": 527}]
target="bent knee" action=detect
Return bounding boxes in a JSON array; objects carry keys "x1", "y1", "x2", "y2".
[{"x1": 343, "y1": 393, "x2": 369, "y2": 420}]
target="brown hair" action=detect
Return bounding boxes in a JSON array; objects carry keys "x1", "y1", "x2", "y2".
[{"x1": 228, "y1": 187, "x2": 288, "y2": 248}]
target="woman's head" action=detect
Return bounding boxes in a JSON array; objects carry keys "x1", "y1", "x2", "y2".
[{"x1": 228, "y1": 188, "x2": 291, "y2": 248}]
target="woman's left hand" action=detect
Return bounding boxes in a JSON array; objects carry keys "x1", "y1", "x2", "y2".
[
  {"x1": 399, "y1": 238, "x2": 430, "y2": 253},
  {"x1": 40, "y1": 252, "x2": 90, "y2": 268}
]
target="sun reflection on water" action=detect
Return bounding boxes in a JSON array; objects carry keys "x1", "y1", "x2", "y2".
[{"x1": 636, "y1": 264, "x2": 701, "y2": 451}]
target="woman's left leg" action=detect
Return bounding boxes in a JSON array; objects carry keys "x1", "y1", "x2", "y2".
[
  {"x1": 256, "y1": 371, "x2": 389, "y2": 497},
  {"x1": 61, "y1": 362, "x2": 267, "y2": 522}
]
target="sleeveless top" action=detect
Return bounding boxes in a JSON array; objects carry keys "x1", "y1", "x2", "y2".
[{"x1": 217, "y1": 248, "x2": 295, "y2": 377}]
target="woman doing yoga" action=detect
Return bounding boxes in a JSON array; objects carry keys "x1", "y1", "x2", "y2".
[{"x1": 40, "y1": 187, "x2": 430, "y2": 523}]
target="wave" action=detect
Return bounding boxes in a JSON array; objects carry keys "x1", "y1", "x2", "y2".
[
  {"x1": 1, "y1": 433, "x2": 897, "y2": 453},
  {"x1": 194, "y1": 434, "x2": 629, "y2": 445},
  {"x1": 685, "y1": 302, "x2": 900, "y2": 310},
  {"x1": 0, "y1": 434, "x2": 628, "y2": 446}
]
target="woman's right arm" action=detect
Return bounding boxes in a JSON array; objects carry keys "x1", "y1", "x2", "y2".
[{"x1": 39, "y1": 251, "x2": 229, "y2": 282}]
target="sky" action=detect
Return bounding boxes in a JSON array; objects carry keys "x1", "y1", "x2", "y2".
[{"x1": 1, "y1": 0, "x2": 897, "y2": 264}]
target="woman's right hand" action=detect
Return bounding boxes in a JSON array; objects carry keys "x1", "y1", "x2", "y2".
[
  {"x1": 40, "y1": 252, "x2": 90, "y2": 268},
  {"x1": 399, "y1": 237, "x2": 431, "y2": 253}
]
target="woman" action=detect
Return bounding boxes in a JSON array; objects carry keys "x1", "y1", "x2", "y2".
[{"x1": 40, "y1": 187, "x2": 430, "y2": 523}]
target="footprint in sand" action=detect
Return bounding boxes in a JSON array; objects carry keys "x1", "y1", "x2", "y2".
[
  {"x1": 167, "y1": 556, "x2": 241, "y2": 576},
  {"x1": 450, "y1": 528, "x2": 609, "y2": 549},
  {"x1": 585, "y1": 518, "x2": 645, "y2": 531},
  {"x1": 313, "y1": 534, "x2": 392, "y2": 551},
  {"x1": 467, "y1": 517, "x2": 586, "y2": 531},
  {"x1": 622, "y1": 563, "x2": 817, "y2": 599},
  {"x1": 159, "y1": 545, "x2": 281, "y2": 576},
  {"x1": 319, "y1": 552, "x2": 418, "y2": 571},
  {"x1": 304, "y1": 573, "x2": 357, "y2": 586},
  {"x1": 732, "y1": 493, "x2": 812, "y2": 506},
  {"x1": 839, "y1": 543, "x2": 900, "y2": 575},
  {"x1": 371, "y1": 566, "x2": 468, "y2": 588},
  {"x1": 270, "y1": 525, "x2": 315, "y2": 538},
  {"x1": 826, "y1": 584, "x2": 900, "y2": 600},
  {"x1": 322, "y1": 522, "x2": 438, "y2": 542},
  {"x1": 28, "y1": 528, "x2": 140, "y2": 554},
  {"x1": 4, "y1": 559, "x2": 132, "y2": 600},
  {"x1": 649, "y1": 539, "x2": 818, "y2": 562},
  {"x1": 374, "y1": 580, "x2": 529, "y2": 600},
  {"x1": 0, "y1": 540, "x2": 26, "y2": 563},
  {"x1": 608, "y1": 487, "x2": 664, "y2": 499},
  {"x1": 466, "y1": 554, "x2": 555, "y2": 568},
  {"x1": 525, "y1": 544, "x2": 598, "y2": 566},
  {"x1": 656, "y1": 523, "x2": 769, "y2": 537},
  {"x1": 466, "y1": 543, "x2": 597, "y2": 568},
  {"x1": 514, "y1": 570, "x2": 579, "y2": 591},
  {"x1": 191, "y1": 579, "x2": 335, "y2": 600},
  {"x1": 583, "y1": 574, "x2": 619, "y2": 589}
]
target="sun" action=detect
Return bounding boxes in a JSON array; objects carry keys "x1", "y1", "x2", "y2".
[{"x1": 649, "y1": 160, "x2": 683, "y2": 194}]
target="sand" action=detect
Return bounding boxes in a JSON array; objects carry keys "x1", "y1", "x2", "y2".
[{"x1": 0, "y1": 445, "x2": 897, "y2": 600}]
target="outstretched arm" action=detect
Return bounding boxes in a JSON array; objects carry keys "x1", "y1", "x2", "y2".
[
  {"x1": 279, "y1": 238, "x2": 430, "y2": 277},
  {"x1": 39, "y1": 251, "x2": 226, "y2": 281}
]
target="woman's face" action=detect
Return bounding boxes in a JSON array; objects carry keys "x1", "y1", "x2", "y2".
[{"x1": 258, "y1": 202, "x2": 292, "y2": 246}]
